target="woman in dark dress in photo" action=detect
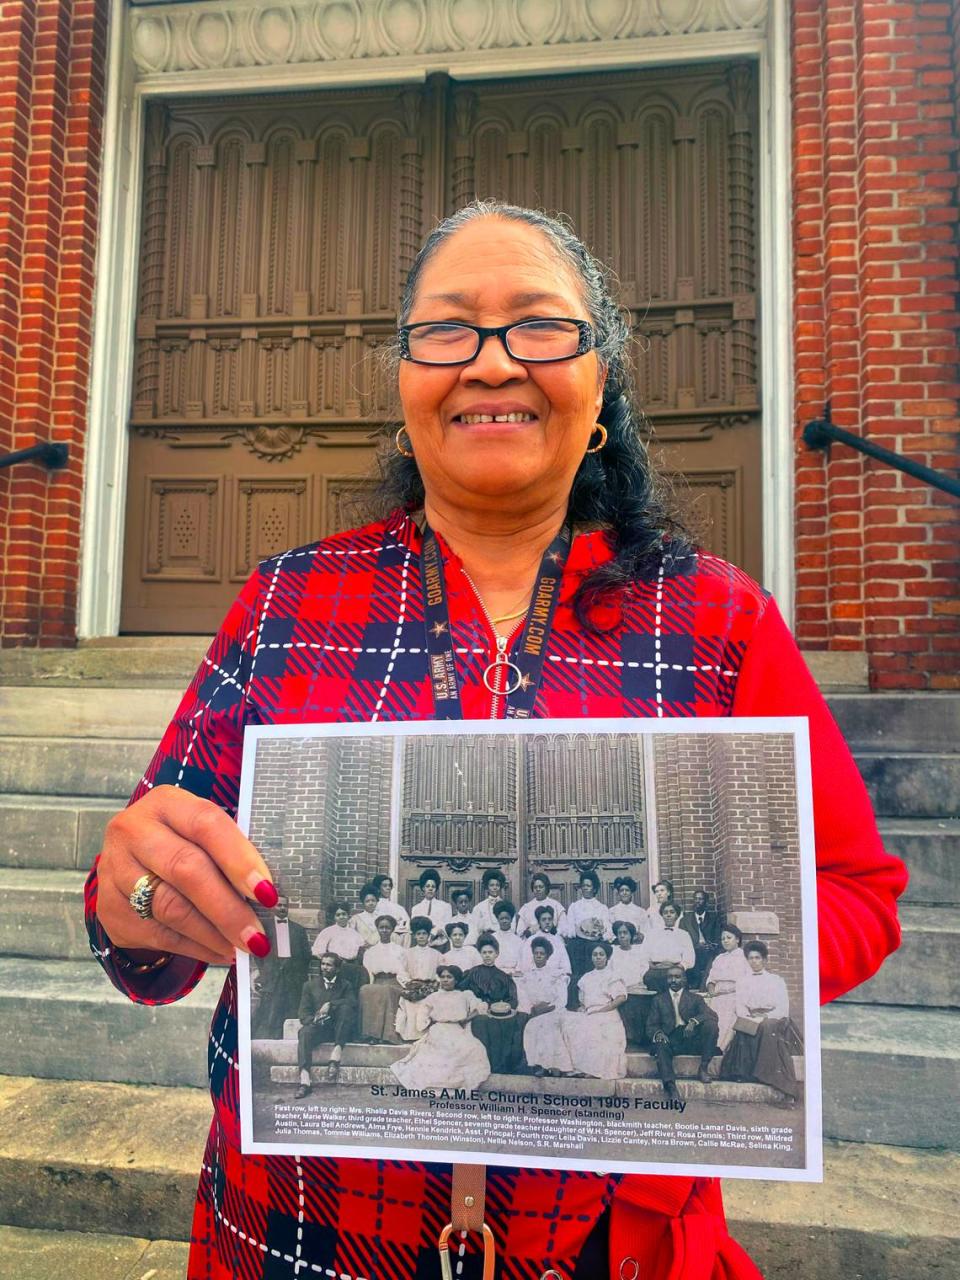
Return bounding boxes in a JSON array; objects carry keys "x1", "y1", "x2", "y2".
[
  {"x1": 720, "y1": 940, "x2": 801, "y2": 1106},
  {"x1": 460, "y1": 935, "x2": 527, "y2": 1074}
]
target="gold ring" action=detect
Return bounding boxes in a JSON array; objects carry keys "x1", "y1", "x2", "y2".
[{"x1": 129, "y1": 873, "x2": 161, "y2": 921}]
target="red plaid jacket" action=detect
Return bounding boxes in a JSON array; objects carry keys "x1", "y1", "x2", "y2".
[{"x1": 85, "y1": 512, "x2": 906, "y2": 1280}]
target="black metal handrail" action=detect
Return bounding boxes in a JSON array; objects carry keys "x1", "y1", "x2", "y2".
[
  {"x1": 803, "y1": 407, "x2": 960, "y2": 499},
  {"x1": 0, "y1": 441, "x2": 69, "y2": 471}
]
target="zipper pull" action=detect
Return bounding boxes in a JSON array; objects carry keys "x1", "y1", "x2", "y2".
[{"x1": 495, "y1": 635, "x2": 508, "y2": 661}]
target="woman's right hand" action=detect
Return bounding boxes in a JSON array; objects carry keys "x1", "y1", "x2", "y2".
[{"x1": 95, "y1": 784, "x2": 277, "y2": 966}]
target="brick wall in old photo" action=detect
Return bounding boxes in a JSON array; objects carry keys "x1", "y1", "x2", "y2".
[
  {"x1": 654, "y1": 735, "x2": 804, "y2": 1026},
  {"x1": 791, "y1": 0, "x2": 960, "y2": 688},
  {"x1": 247, "y1": 735, "x2": 394, "y2": 936},
  {"x1": 0, "y1": 0, "x2": 108, "y2": 646}
]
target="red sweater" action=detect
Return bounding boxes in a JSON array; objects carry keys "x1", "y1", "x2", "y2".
[{"x1": 85, "y1": 514, "x2": 906, "y2": 1280}]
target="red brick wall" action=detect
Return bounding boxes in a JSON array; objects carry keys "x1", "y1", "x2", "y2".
[
  {"x1": 0, "y1": 0, "x2": 107, "y2": 646},
  {"x1": 792, "y1": 0, "x2": 960, "y2": 688}
]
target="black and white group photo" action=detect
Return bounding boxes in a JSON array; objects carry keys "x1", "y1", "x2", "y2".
[{"x1": 238, "y1": 720, "x2": 820, "y2": 1177}]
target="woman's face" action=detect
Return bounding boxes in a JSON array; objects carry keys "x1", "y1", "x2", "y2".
[
  {"x1": 334, "y1": 908, "x2": 349, "y2": 927},
  {"x1": 449, "y1": 927, "x2": 467, "y2": 948},
  {"x1": 376, "y1": 919, "x2": 395, "y2": 942},
  {"x1": 531, "y1": 945, "x2": 548, "y2": 969},
  {"x1": 362, "y1": 894, "x2": 378, "y2": 913},
  {"x1": 532, "y1": 879, "x2": 548, "y2": 900},
  {"x1": 422, "y1": 881, "x2": 437, "y2": 899},
  {"x1": 399, "y1": 218, "x2": 604, "y2": 516},
  {"x1": 480, "y1": 944, "x2": 498, "y2": 966},
  {"x1": 413, "y1": 930, "x2": 430, "y2": 947},
  {"x1": 654, "y1": 884, "x2": 670, "y2": 905},
  {"x1": 496, "y1": 913, "x2": 512, "y2": 932},
  {"x1": 590, "y1": 945, "x2": 608, "y2": 970},
  {"x1": 379, "y1": 878, "x2": 393, "y2": 897},
  {"x1": 721, "y1": 929, "x2": 739, "y2": 952},
  {"x1": 747, "y1": 950, "x2": 767, "y2": 974},
  {"x1": 617, "y1": 885, "x2": 633, "y2": 904},
  {"x1": 486, "y1": 880, "x2": 502, "y2": 900},
  {"x1": 615, "y1": 924, "x2": 632, "y2": 950},
  {"x1": 439, "y1": 969, "x2": 457, "y2": 991},
  {"x1": 580, "y1": 879, "x2": 596, "y2": 899}
]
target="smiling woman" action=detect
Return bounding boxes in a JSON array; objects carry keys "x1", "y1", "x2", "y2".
[{"x1": 85, "y1": 200, "x2": 906, "y2": 1280}]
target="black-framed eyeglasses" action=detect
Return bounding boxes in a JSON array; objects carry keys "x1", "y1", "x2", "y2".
[{"x1": 398, "y1": 318, "x2": 595, "y2": 365}]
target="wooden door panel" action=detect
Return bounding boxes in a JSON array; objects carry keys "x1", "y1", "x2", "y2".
[{"x1": 122, "y1": 64, "x2": 761, "y2": 632}]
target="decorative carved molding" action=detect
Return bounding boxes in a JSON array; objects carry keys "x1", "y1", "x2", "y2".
[{"x1": 130, "y1": 0, "x2": 769, "y2": 77}]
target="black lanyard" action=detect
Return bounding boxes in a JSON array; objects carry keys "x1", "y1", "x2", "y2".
[{"x1": 420, "y1": 521, "x2": 571, "y2": 720}]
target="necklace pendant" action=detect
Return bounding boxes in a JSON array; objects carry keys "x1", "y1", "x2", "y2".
[{"x1": 482, "y1": 636, "x2": 523, "y2": 696}]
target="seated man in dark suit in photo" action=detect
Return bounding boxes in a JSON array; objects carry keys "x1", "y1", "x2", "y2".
[
  {"x1": 296, "y1": 953, "x2": 358, "y2": 1098},
  {"x1": 646, "y1": 964, "x2": 720, "y2": 1102},
  {"x1": 251, "y1": 894, "x2": 311, "y2": 1040},
  {"x1": 680, "y1": 889, "x2": 722, "y2": 990}
]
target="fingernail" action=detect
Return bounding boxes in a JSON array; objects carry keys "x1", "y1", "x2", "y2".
[
  {"x1": 242, "y1": 927, "x2": 271, "y2": 958},
  {"x1": 251, "y1": 878, "x2": 278, "y2": 908}
]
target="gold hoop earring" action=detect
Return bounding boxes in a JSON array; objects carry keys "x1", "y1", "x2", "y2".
[
  {"x1": 395, "y1": 427, "x2": 414, "y2": 458},
  {"x1": 585, "y1": 423, "x2": 608, "y2": 454}
]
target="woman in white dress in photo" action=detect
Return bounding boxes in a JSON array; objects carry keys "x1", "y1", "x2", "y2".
[
  {"x1": 519, "y1": 905, "x2": 571, "y2": 978},
  {"x1": 358, "y1": 915, "x2": 408, "y2": 1043},
  {"x1": 491, "y1": 902, "x2": 525, "y2": 976},
  {"x1": 562, "y1": 942, "x2": 628, "y2": 1080},
  {"x1": 561, "y1": 870, "x2": 615, "y2": 1005},
  {"x1": 396, "y1": 916, "x2": 442, "y2": 1041},
  {"x1": 391, "y1": 965, "x2": 491, "y2": 1093},
  {"x1": 350, "y1": 885, "x2": 384, "y2": 949},
  {"x1": 704, "y1": 924, "x2": 752, "y2": 1053},
  {"x1": 609, "y1": 920, "x2": 651, "y2": 1047},
  {"x1": 442, "y1": 919, "x2": 482, "y2": 972},
  {"x1": 312, "y1": 901, "x2": 365, "y2": 991},
  {"x1": 372, "y1": 874, "x2": 410, "y2": 944},
  {"x1": 609, "y1": 877, "x2": 648, "y2": 934},
  {"x1": 515, "y1": 873, "x2": 567, "y2": 939},
  {"x1": 411, "y1": 869, "x2": 452, "y2": 947},
  {"x1": 516, "y1": 939, "x2": 572, "y2": 1076}
]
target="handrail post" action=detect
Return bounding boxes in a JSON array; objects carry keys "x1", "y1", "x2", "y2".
[{"x1": 0, "y1": 441, "x2": 69, "y2": 471}]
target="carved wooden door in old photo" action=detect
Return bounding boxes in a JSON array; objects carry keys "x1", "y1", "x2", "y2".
[{"x1": 122, "y1": 65, "x2": 761, "y2": 632}]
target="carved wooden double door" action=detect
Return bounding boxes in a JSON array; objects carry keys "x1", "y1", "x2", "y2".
[
  {"x1": 398, "y1": 733, "x2": 648, "y2": 917},
  {"x1": 122, "y1": 64, "x2": 761, "y2": 632}
]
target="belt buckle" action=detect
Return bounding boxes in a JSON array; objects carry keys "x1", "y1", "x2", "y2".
[{"x1": 438, "y1": 1222, "x2": 496, "y2": 1280}]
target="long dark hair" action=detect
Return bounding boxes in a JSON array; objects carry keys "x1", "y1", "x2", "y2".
[{"x1": 375, "y1": 200, "x2": 692, "y2": 629}]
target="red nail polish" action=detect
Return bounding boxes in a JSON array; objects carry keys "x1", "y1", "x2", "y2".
[
  {"x1": 254, "y1": 880, "x2": 278, "y2": 908},
  {"x1": 247, "y1": 931, "x2": 271, "y2": 958}
]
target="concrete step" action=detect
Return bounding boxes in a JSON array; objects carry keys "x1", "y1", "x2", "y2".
[
  {"x1": 0, "y1": 638, "x2": 209, "y2": 688},
  {"x1": 838, "y1": 904, "x2": 960, "y2": 1009},
  {"x1": 855, "y1": 751, "x2": 960, "y2": 819},
  {"x1": 0, "y1": 1077, "x2": 957, "y2": 1278},
  {"x1": 820, "y1": 1003, "x2": 960, "y2": 1148},
  {"x1": 881, "y1": 818, "x2": 960, "y2": 906},
  {"x1": 0, "y1": 1226, "x2": 189, "y2": 1280},
  {"x1": 0, "y1": 795, "x2": 116, "y2": 871},
  {"x1": 0, "y1": 738, "x2": 153, "y2": 799},
  {"x1": 0, "y1": 686, "x2": 180, "y2": 740},
  {"x1": 829, "y1": 693, "x2": 960, "y2": 754},
  {"x1": 0, "y1": 958, "x2": 222, "y2": 1090},
  {"x1": 0, "y1": 869, "x2": 90, "y2": 960}
]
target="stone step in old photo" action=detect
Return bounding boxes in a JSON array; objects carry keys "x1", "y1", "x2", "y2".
[{"x1": 266, "y1": 1062, "x2": 798, "y2": 1108}]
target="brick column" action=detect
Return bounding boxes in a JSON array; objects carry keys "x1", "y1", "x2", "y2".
[
  {"x1": 792, "y1": 0, "x2": 960, "y2": 688},
  {"x1": 0, "y1": 0, "x2": 108, "y2": 646}
]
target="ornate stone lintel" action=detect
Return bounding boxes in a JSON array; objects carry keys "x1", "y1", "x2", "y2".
[{"x1": 130, "y1": 0, "x2": 769, "y2": 79}]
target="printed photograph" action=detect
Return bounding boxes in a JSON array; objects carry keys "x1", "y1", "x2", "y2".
[{"x1": 237, "y1": 718, "x2": 820, "y2": 1180}]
